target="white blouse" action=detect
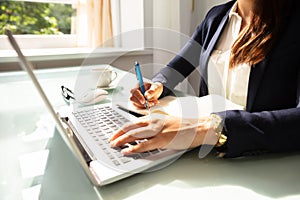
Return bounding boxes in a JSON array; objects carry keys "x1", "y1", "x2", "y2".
[{"x1": 207, "y1": 2, "x2": 250, "y2": 109}]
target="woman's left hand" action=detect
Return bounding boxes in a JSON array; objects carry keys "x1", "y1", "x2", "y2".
[{"x1": 109, "y1": 113, "x2": 219, "y2": 155}]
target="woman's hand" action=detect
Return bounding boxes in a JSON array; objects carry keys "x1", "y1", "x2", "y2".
[
  {"x1": 109, "y1": 113, "x2": 220, "y2": 155},
  {"x1": 130, "y1": 82, "x2": 163, "y2": 108}
]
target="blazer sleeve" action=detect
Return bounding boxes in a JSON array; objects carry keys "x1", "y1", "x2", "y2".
[
  {"x1": 151, "y1": 7, "x2": 215, "y2": 97},
  {"x1": 151, "y1": 27, "x2": 203, "y2": 97}
]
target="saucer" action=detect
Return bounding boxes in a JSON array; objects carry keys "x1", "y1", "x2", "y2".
[{"x1": 97, "y1": 85, "x2": 116, "y2": 90}]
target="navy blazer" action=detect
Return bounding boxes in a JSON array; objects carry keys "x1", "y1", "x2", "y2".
[{"x1": 152, "y1": 0, "x2": 300, "y2": 157}]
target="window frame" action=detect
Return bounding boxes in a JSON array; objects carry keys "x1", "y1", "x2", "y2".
[{"x1": 0, "y1": 0, "x2": 147, "y2": 58}]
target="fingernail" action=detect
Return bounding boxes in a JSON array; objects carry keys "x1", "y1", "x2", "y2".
[
  {"x1": 145, "y1": 93, "x2": 151, "y2": 99},
  {"x1": 121, "y1": 147, "x2": 133, "y2": 155},
  {"x1": 110, "y1": 141, "x2": 116, "y2": 147}
]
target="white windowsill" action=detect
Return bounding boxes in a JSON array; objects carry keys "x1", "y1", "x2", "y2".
[{"x1": 0, "y1": 47, "x2": 150, "y2": 63}]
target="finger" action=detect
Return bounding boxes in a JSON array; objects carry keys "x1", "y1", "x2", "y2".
[
  {"x1": 121, "y1": 137, "x2": 164, "y2": 155},
  {"x1": 110, "y1": 125, "x2": 155, "y2": 147},
  {"x1": 130, "y1": 96, "x2": 146, "y2": 108},
  {"x1": 132, "y1": 99, "x2": 159, "y2": 108},
  {"x1": 148, "y1": 99, "x2": 160, "y2": 107},
  {"x1": 144, "y1": 85, "x2": 157, "y2": 100},
  {"x1": 130, "y1": 92, "x2": 159, "y2": 106},
  {"x1": 145, "y1": 82, "x2": 162, "y2": 100},
  {"x1": 109, "y1": 128, "x2": 127, "y2": 142},
  {"x1": 131, "y1": 88, "x2": 146, "y2": 104},
  {"x1": 110, "y1": 118, "x2": 162, "y2": 147},
  {"x1": 109, "y1": 120, "x2": 149, "y2": 142},
  {"x1": 143, "y1": 82, "x2": 152, "y2": 90},
  {"x1": 111, "y1": 132, "x2": 138, "y2": 147},
  {"x1": 132, "y1": 102, "x2": 147, "y2": 109},
  {"x1": 131, "y1": 94, "x2": 159, "y2": 108},
  {"x1": 130, "y1": 87, "x2": 139, "y2": 94},
  {"x1": 110, "y1": 129, "x2": 138, "y2": 147},
  {"x1": 131, "y1": 82, "x2": 152, "y2": 94}
]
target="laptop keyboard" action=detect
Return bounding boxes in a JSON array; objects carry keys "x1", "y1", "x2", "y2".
[{"x1": 72, "y1": 106, "x2": 164, "y2": 166}]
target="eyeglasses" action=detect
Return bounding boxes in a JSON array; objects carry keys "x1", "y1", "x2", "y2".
[{"x1": 61, "y1": 85, "x2": 75, "y2": 104}]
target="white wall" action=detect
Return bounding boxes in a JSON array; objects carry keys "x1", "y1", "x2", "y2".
[
  {"x1": 151, "y1": 0, "x2": 228, "y2": 64},
  {"x1": 149, "y1": 0, "x2": 227, "y2": 94}
]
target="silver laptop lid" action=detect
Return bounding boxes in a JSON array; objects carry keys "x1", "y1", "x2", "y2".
[{"x1": 5, "y1": 28, "x2": 101, "y2": 186}]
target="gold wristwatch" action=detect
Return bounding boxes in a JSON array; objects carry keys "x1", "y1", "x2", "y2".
[{"x1": 210, "y1": 113, "x2": 227, "y2": 147}]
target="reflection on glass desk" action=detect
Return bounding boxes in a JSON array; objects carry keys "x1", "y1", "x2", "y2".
[{"x1": 1, "y1": 66, "x2": 300, "y2": 200}]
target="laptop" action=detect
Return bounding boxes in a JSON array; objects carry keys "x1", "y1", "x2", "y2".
[{"x1": 5, "y1": 29, "x2": 185, "y2": 186}]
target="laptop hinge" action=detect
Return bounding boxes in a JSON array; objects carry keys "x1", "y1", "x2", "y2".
[{"x1": 60, "y1": 117, "x2": 95, "y2": 164}]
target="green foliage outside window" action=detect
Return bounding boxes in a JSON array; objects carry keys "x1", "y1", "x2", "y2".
[{"x1": 0, "y1": 1, "x2": 74, "y2": 35}]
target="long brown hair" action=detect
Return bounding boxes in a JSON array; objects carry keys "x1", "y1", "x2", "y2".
[{"x1": 229, "y1": 0, "x2": 292, "y2": 68}]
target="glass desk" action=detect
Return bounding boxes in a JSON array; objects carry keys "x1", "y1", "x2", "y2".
[{"x1": 1, "y1": 66, "x2": 300, "y2": 200}]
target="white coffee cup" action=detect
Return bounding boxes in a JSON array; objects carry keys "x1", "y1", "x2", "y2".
[{"x1": 90, "y1": 68, "x2": 117, "y2": 88}]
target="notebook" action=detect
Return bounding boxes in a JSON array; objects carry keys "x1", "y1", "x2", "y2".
[
  {"x1": 117, "y1": 94, "x2": 244, "y2": 118},
  {"x1": 5, "y1": 29, "x2": 187, "y2": 186}
]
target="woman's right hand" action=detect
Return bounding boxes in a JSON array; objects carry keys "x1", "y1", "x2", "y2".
[{"x1": 130, "y1": 82, "x2": 163, "y2": 108}]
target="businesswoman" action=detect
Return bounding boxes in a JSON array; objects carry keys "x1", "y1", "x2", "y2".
[{"x1": 110, "y1": 0, "x2": 300, "y2": 158}]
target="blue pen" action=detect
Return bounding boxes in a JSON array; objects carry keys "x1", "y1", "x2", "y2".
[{"x1": 134, "y1": 61, "x2": 149, "y2": 109}]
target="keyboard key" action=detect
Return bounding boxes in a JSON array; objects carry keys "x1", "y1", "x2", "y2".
[
  {"x1": 73, "y1": 106, "x2": 156, "y2": 166},
  {"x1": 112, "y1": 160, "x2": 120, "y2": 166}
]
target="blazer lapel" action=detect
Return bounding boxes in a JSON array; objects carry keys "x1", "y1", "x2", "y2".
[
  {"x1": 246, "y1": 59, "x2": 268, "y2": 111},
  {"x1": 199, "y1": 14, "x2": 229, "y2": 88},
  {"x1": 198, "y1": 8, "x2": 268, "y2": 111}
]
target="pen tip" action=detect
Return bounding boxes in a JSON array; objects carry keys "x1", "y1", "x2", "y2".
[{"x1": 135, "y1": 61, "x2": 139, "y2": 66}]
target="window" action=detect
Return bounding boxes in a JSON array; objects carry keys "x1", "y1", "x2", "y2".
[{"x1": 0, "y1": 0, "x2": 145, "y2": 52}]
